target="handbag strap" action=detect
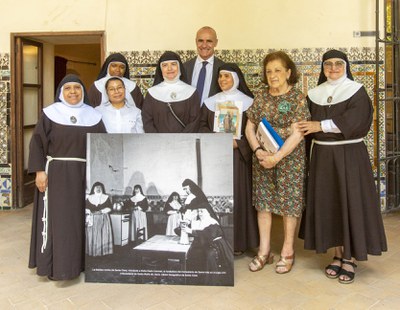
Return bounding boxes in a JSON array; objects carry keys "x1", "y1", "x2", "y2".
[{"x1": 167, "y1": 102, "x2": 186, "y2": 128}]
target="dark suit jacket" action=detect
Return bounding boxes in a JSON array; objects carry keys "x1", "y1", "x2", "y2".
[{"x1": 183, "y1": 56, "x2": 225, "y2": 100}]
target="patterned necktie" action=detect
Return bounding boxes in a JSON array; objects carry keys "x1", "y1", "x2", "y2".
[{"x1": 196, "y1": 61, "x2": 208, "y2": 102}]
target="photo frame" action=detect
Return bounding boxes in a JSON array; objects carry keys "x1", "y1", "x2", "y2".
[
  {"x1": 213, "y1": 101, "x2": 243, "y2": 139},
  {"x1": 85, "y1": 133, "x2": 234, "y2": 286}
]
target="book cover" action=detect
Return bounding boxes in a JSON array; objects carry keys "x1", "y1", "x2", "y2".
[{"x1": 256, "y1": 118, "x2": 284, "y2": 153}]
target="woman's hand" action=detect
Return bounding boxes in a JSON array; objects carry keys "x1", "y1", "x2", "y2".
[
  {"x1": 256, "y1": 150, "x2": 282, "y2": 169},
  {"x1": 298, "y1": 121, "x2": 321, "y2": 135},
  {"x1": 35, "y1": 171, "x2": 48, "y2": 193}
]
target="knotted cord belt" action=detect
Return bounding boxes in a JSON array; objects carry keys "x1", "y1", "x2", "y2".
[{"x1": 41, "y1": 155, "x2": 86, "y2": 253}]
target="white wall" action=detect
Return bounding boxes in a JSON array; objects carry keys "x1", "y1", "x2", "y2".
[{"x1": 0, "y1": 0, "x2": 381, "y2": 53}]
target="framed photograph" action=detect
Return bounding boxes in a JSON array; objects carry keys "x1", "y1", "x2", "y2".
[
  {"x1": 213, "y1": 101, "x2": 243, "y2": 139},
  {"x1": 85, "y1": 133, "x2": 234, "y2": 286}
]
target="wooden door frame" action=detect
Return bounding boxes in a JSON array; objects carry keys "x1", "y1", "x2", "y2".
[{"x1": 10, "y1": 31, "x2": 105, "y2": 208}]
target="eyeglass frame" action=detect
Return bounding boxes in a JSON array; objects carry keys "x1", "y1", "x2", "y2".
[
  {"x1": 106, "y1": 86, "x2": 125, "y2": 94},
  {"x1": 323, "y1": 60, "x2": 346, "y2": 69}
]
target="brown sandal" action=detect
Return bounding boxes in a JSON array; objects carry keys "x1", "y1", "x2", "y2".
[
  {"x1": 249, "y1": 253, "x2": 274, "y2": 272},
  {"x1": 275, "y1": 254, "x2": 295, "y2": 274}
]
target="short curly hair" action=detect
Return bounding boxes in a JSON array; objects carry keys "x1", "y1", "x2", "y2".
[{"x1": 262, "y1": 51, "x2": 299, "y2": 86}]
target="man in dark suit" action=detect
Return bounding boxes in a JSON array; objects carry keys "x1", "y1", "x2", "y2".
[{"x1": 183, "y1": 26, "x2": 225, "y2": 105}]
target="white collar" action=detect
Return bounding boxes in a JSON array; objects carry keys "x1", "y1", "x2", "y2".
[
  {"x1": 87, "y1": 193, "x2": 109, "y2": 206},
  {"x1": 308, "y1": 77, "x2": 362, "y2": 106},
  {"x1": 204, "y1": 90, "x2": 253, "y2": 112},
  {"x1": 44, "y1": 102, "x2": 102, "y2": 126},
  {"x1": 148, "y1": 80, "x2": 196, "y2": 102},
  {"x1": 196, "y1": 55, "x2": 215, "y2": 65},
  {"x1": 131, "y1": 193, "x2": 145, "y2": 203},
  {"x1": 94, "y1": 76, "x2": 137, "y2": 107},
  {"x1": 185, "y1": 193, "x2": 196, "y2": 204},
  {"x1": 169, "y1": 200, "x2": 182, "y2": 210},
  {"x1": 197, "y1": 215, "x2": 219, "y2": 230}
]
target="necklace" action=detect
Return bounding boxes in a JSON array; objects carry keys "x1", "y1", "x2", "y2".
[{"x1": 326, "y1": 78, "x2": 347, "y2": 106}]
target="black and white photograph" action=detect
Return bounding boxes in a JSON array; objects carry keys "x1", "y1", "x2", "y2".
[{"x1": 85, "y1": 133, "x2": 234, "y2": 286}]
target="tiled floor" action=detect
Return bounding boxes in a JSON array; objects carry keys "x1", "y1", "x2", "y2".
[{"x1": 0, "y1": 205, "x2": 399, "y2": 310}]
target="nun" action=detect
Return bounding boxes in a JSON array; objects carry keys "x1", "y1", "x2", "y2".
[
  {"x1": 85, "y1": 182, "x2": 113, "y2": 257},
  {"x1": 95, "y1": 76, "x2": 144, "y2": 133},
  {"x1": 298, "y1": 49, "x2": 387, "y2": 284},
  {"x1": 183, "y1": 201, "x2": 234, "y2": 286},
  {"x1": 141, "y1": 51, "x2": 200, "y2": 133},
  {"x1": 199, "y1": 63, "x2": 259, "y2": 255},
  {"x1": 88, "y1": 53, "x2": 144, "y2": 109},
  {"x1": 28, "y1": 74, "x2": 106, "y2": 280}
]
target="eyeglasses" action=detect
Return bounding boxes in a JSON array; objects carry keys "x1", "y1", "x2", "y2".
[
  {"x1": 107, "y1": 86, "x2": 125, "y2": 93},
  {"x1": 323, "y1": 60, "x2": 345, "y2": 69}
]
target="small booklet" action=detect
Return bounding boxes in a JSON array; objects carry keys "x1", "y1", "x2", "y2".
[
  {"x1": 256, "y1": 118, "x2": 284, "y2": 153},
  {"x1": 213, "y1": 101, "x2": 243, "y2": 139}
]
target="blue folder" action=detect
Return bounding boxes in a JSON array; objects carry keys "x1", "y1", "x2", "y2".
[{"x1": 261, "y1": 118, "x2": 284, "y2": 149}]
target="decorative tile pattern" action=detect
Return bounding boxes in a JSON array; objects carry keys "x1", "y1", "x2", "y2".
[
  {"x1": 120, "y1": 47, "x2": 385, "y2": 175},
  {"x1": 0, "y1": 53, "x2": 11, "y2": 210},
  {"x1": 0, "y1": 48, "x2": 388, "y2": 210}
]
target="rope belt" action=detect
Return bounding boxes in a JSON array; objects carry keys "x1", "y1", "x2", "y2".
[
  {"x1": 41, "y1": 155, "x2": 86, "y2": 253},
  {"x1": 310, "y1": 138, "x2": 364, "y2": 161}
]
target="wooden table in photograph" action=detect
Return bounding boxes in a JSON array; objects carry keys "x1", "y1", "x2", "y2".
[{"x1": 132, "y1": 235, "x2": 192, "y2": 271}]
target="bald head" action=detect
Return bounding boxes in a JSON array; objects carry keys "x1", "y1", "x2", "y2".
[{"x1": 195, "y1": 26, "x2": 218, "y2": 60}]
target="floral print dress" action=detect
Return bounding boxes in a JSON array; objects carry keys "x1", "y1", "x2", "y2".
[{"x1": 246, "y1": 85, "x2": 310, "y2": 217}]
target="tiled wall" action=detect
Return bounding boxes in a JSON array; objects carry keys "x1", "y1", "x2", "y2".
[
  {"x1": 0, "y1": 53, "x2": 11, "y2": 210},
  {"x1": 0, "y1": 47, "x2": 385, "y2": 210},
  {"x1": 124, "y1": 47, "x2": 384, "y2": 173}
]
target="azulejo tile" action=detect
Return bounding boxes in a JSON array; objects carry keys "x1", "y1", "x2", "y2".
[
  {"x1": 0, "y1": 192, "x2": 11, "y2": 208},
  {"x1": 0, "y1": 176, "x2": 11, "y2": 192}
]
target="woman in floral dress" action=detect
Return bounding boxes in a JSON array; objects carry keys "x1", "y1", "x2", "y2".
[{"x1": 245, "y1": 51, "x2": 310, "y2": 273}]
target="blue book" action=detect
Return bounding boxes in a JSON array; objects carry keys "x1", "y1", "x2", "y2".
[{"x1": 256, "y1": 118, "x2": 284, "y2": 153}]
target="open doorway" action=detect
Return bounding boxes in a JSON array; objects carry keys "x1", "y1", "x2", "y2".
[{"x1": 11, "y1": 31, "x2": 104, "y2": 208}]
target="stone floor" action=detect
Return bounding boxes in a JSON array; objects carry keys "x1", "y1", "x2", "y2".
[{"x1": 0, "y1": 204, "x2": 399, "y2": 309}]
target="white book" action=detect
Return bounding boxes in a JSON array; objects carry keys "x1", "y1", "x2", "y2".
[{"x1": 256, "y1": 122, "x2": 280, "y2": 153}]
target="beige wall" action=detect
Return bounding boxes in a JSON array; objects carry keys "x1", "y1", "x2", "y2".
[
  {"x1": 106, "y1": 0, "x2": 379, "y2": 51},
  {"x1": 1, "y1": 0, "x2": 381, "y2": 53}
]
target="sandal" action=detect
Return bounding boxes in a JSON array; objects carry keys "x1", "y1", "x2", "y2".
[
  {"x1": 248, "y1": 253, "x2": 274, "y2": 272},
  {"x1": 234, "y1": 251, "x2": 244, "y2": 256},
  {"x1": 325, "y1": 256, "x2": 343, "y2": 279},
  {"x1": 338, "y1": 260, "x2": 357, "y2": 284},
  {"x1": 275, "y1": 254, "x2": 295, "y2": 274}
]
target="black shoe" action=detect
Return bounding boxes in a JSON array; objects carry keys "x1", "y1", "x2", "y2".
[
  {"x1": 338, "y1": 260, "x2": 357, "y2": 284},
  {"x1": 325, "y1": 256, "x2": 343, "y2": 279}
]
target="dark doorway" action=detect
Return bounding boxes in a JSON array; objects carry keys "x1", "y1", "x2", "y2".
[{"x1": 11, "y1": 31, "x2": 104, "y2": 208}]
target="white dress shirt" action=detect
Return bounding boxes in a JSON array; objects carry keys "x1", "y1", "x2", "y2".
[
  {"x1": 191, "y1": 55, "x2": 215, "y2": 105},
  {"x1": 96, "y1": 103, "x2": 144, "y2": 133}
]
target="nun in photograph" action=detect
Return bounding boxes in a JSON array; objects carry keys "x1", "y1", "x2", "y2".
[
  {"x1": 141, "y1": 51, "x2": 200, "y2": 133},
  {"x1": 164, "y1": 192, "x2": 183, "y2": 236},
  {"x1": 199, "y1": 63, "x2": 259, "y2": 255},
  {"x1": 28, "y1": 74, "x2": 106, "y2": 280},
  {"x1": 182, "y1": 202, "x2": 234, "y2": 285},
  {"x1": 85, "y1": 182, "x2": 113, "y2": 256},
  {"x1": 88, "y1": 53, "x2": 144, "y2": 109},
  {"x1": 95, "y1": 76, "x2": 144, "y2": 133},
  {"x1": 125, "y1": 184, "x2": 149, "y2": 242}
]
